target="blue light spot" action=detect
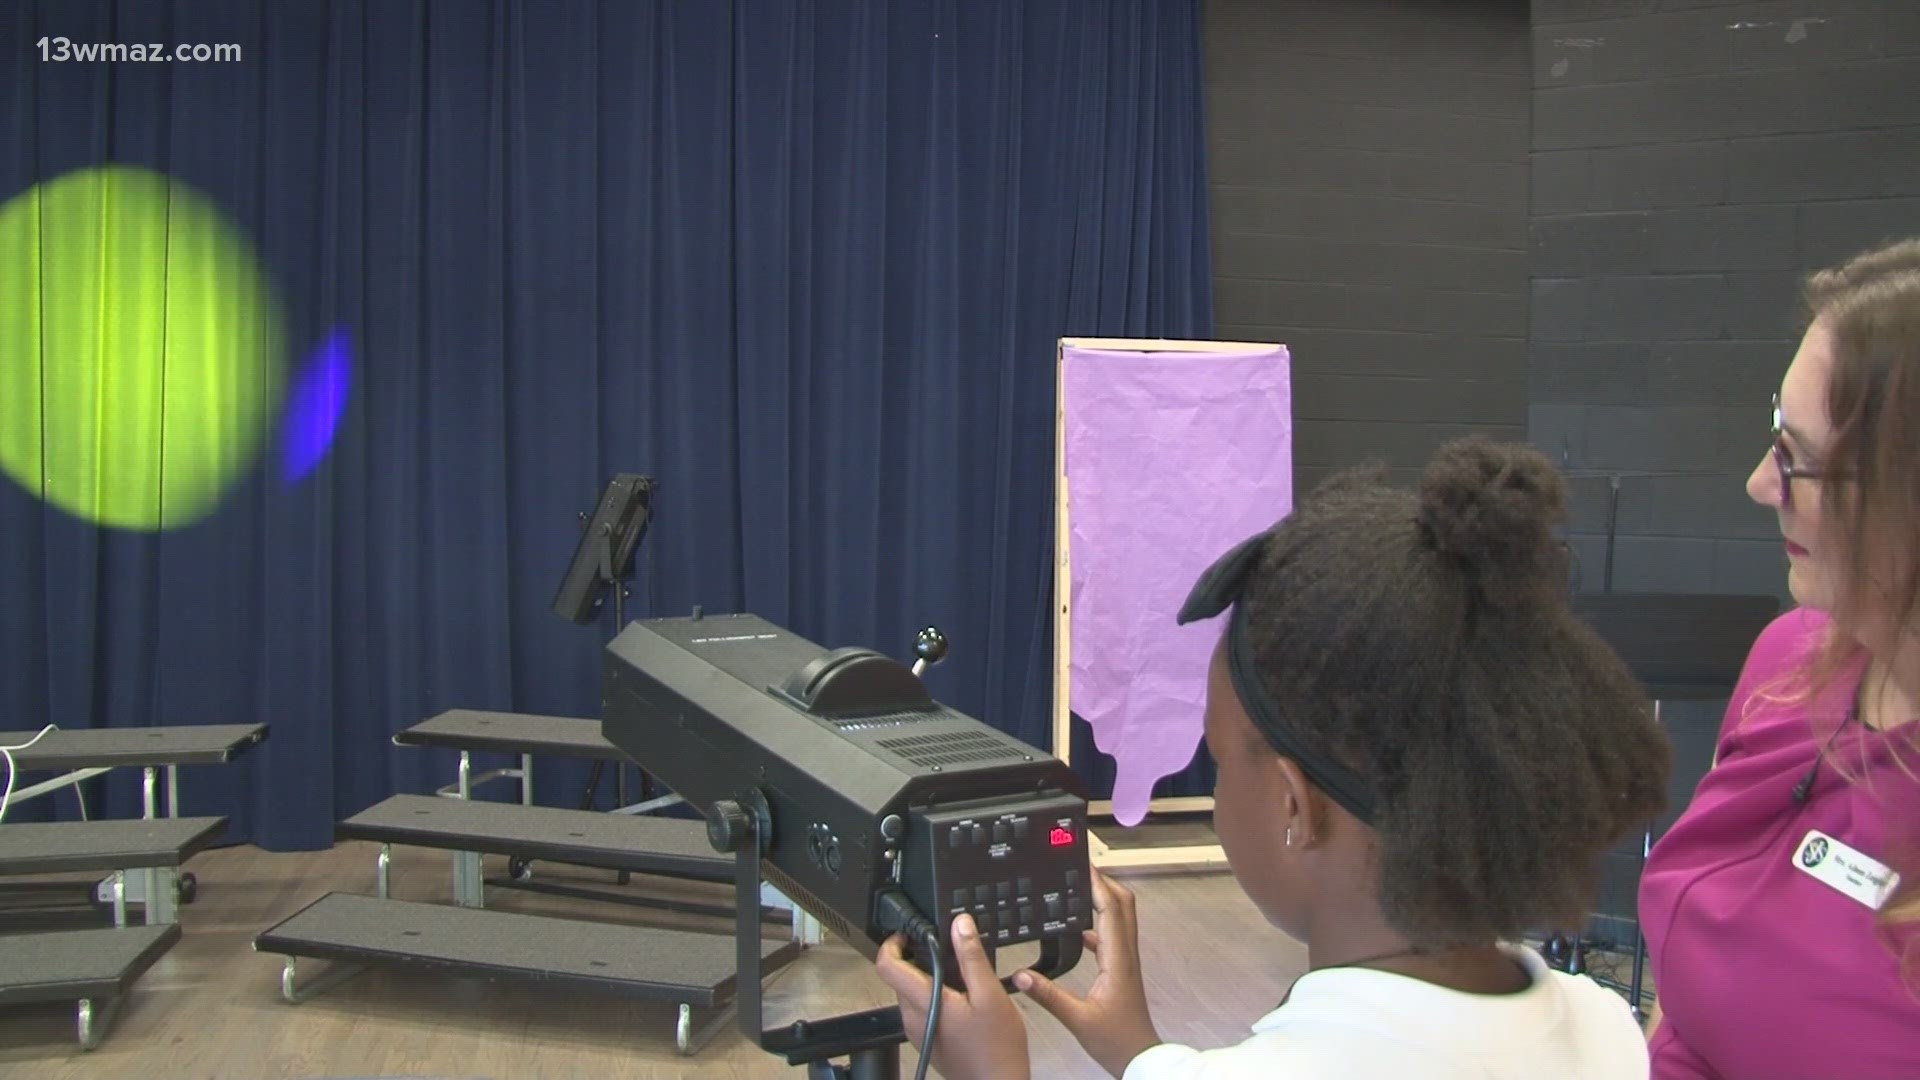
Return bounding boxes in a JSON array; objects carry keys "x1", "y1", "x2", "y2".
[{"x1": 281, "y1": 328, "x2": 351, "y2": 484}]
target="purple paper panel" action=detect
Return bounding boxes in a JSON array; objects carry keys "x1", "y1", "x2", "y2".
[{"x1": 1063, "y1": 344, "x2": 1292, "y2": 827}]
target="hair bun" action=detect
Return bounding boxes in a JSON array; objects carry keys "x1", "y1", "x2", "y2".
[{"x1": 1416, "y1": 436, "x2": 1568, "y2": 574}]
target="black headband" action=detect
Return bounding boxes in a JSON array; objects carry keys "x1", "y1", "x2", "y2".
[{"x1": 1178, "y1": 531, "x2": 1379, "y2": 825}]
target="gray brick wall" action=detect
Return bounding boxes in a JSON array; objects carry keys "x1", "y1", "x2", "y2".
[
  {"x1": 1531, "y1": 1, "x2": 1920, "y2": 607},
  {"x1": 1204, "y1": 0, "x2": 1532, "y2": 496}
]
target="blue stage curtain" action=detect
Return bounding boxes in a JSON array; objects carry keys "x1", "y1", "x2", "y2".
[{"x1": 0, "y1": 0, "x2": 1215, "y2": 848}]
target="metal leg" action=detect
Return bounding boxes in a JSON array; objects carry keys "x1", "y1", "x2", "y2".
[
  {"x1": 1628, "y1": 822, "x2": 1652, "y2": 1020},
  {"x1": 377, "y1": 843, "x2": 392, "y2": 899},
  {"x1": 451, "y1": 752, "x2": 482, "y2": 905},
  {"x1": 165, "y1": 764, "x2": 179, "y2": 818},
  {"x1": 436, "y1": 766, "x2": 519, "y2": 798},
  {"x1": 676, "y1": 1000, "x2": 737, "y2": 1056},
  {"x1": 1629, "y1": 702, "x2": 1661, "y2": 1020},
  {"x1": 614, "y1": 765, "x2": 631, "y2": 884},
  {"x1": 77, "y1": 995, "x2": 121, "y2": 1050},
  {"x1": 521, "y1": 753, "x2": 534, "y2": 805},
  {"x1": 9, "y1": 767, "x2": 108, "y2": 807},
  {"x1": 762, "y1": 883, "x2": 825, "y2": 945},
  {"x1": 1629, "y1": 932, "x2": 1649, "y2": 1020},
  {"x1": 145, "y1": 868, "x2": 179, "y2": 925},
  {"x1": 795, "y1": 907, "x2": 823, "y2": 946},
  {"x1": 111, "y1": 870, "x2": 126, "y2": 929},
  {"x1": 139, "y1": 867, "x2": 158, "y2": 923},
  {"x1": 611, "y1": 792, "x2": 686, "y2": 815},
  {"x1": 279, "y1": 955, "x2": 369, "y2": 1004},
  {"x1": 453, "y1": 851, "x2": 484, "y2": 908},
  {"x1": 139, "y1": 767, "x2": 160, "y2": 921}
]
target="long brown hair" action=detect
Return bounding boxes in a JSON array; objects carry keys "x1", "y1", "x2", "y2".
[{"x1": 1795, "y1": 238, "x2": 1920, "y2": 979}]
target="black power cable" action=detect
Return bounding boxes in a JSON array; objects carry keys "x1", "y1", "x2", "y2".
[
  {"x1": 915, "y1": 924, "x2": 944, "y2": 1080},
  {"x1": 876, "y1": 890, "x2": 947, "y2": 1080}
]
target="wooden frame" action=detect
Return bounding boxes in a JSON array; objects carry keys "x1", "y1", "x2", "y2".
[{"x1": 1052, "y1": 337, "x2": 1283, "y2": 870}]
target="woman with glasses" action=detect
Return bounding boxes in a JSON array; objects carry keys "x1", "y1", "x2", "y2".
[{"x1": 1637, "y1": 239, "x2": 1920, "y2": 1079}]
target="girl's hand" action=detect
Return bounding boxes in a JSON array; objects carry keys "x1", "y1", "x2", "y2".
[
  {"x1": 875, "y1": 912, "x2": 1032, "y2": 1080},
  {"x1": 1012, "y1": 869, "x2": 1161, "y2": 1078}
]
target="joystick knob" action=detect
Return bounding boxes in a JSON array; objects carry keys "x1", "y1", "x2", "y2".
[{"x1": 911, "y1": 626, "x2": 949, "y2": 676}]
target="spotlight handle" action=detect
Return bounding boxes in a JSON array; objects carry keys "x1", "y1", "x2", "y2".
[{"x1": 909, "y1": 625, "x2": 949, "y2": 677}]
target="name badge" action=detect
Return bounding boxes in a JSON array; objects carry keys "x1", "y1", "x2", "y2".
[{"x1": 1792, "y1": 829, "x2": 1901, "y2": 911}]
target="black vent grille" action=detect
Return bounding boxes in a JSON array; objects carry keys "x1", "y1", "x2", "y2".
[
  {"x1": 832, "y1": 710, "x2": 944, "y2": 732},
  {"x1": 763, "y1": 862, "x2": 852, "y2": 940},
  {"x1": 875, "y1": 730, "x2": 1022, "y2": 769}
]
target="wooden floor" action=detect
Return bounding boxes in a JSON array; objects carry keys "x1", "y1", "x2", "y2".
[{"x1": 0, "y1": 841, "x2": 1307, "y2": 1079}]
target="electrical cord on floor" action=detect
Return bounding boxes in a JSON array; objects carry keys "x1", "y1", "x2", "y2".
[
  {"x1": 875, "y1": 890, "x2": 946, "y2": 1080},
  {"x1": 0, "y1": 724, "x2": 57, "y2": 823}
]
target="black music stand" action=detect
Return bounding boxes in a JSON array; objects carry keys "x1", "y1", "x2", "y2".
[
  {"x1": 1571, "y1": 593, "x2": 1780, "y2": 700},
  {"x1": 551, "y1": 474, "x2": 656, "y2": 626},
  {"x1": 1555, "y1": 592, "x2": 1781, "y2": 1019},
  {"x1": 544, "y1": 474, "x2": 659, "y2": 871}
]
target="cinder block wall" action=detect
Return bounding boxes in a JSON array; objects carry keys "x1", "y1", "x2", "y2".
[
  {"x1": 1204, "y1": 0, "x2": 1532, "y2": 496},
  {"x1": 1530, "y1": 0, "x2": 1920, "y2": 606}
]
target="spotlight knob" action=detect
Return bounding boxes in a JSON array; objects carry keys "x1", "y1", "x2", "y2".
[
  {"x1": 913, "y1": 626, "x2": 949, "y2": 667},
  {"x1": 708, "y1": 800, "x2": 751, "y2": 854}
]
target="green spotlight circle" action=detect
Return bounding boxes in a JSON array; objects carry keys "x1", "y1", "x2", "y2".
[{"x1": 0, "y1": 165, "x2": 285, "y2": 530}]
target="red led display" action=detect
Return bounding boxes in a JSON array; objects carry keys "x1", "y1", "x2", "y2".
[{"x1": 1050, "y1": 827, "x2": 1074, "y2": 847}]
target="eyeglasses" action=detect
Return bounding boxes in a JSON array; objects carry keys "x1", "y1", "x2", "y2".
[{"x1": 1771, "y1": 392, "x2": 1828, "y2": 510}]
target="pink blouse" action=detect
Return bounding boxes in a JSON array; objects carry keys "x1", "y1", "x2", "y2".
[{"x1": 1638, "y1": 607, "x2": 1920, "y2": 1079}]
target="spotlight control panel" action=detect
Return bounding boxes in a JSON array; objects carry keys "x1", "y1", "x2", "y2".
[{"x1": 904, "y1": 793, "x2": 1091, "y2": 956}]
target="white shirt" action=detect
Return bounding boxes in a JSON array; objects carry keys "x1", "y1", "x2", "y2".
[{"x1": 1123, "y1": 944, "x2": 1648, "y2": 1080}]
